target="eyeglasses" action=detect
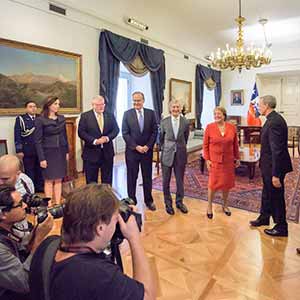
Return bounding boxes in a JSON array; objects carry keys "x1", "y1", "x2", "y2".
[
  {"x1": 0, "y1": 199, "x2": 23, "y2": 213},
  {"x1": 11, "y1": 199, "x2": 23, "y2": 209}
]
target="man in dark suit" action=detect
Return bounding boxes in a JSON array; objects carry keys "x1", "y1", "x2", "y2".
[
  {"x1": 160, "y1": 100, "x2": 189, "y2": 215},
  {"x1": 78, "y1": 96, "x2": 119, "y2": 185},
  {"x1": 122, "y1": 91, "x2": 158, "y2": 211},
  {"x1": 232, "y1": 93, "x2": 242, "y2": 105},
  {"x1": 14, "y1": 100, "x2": 44, "y2": 192},
  {"x1": 250, "y1": 95, "x2": 292, "y2": 237}
]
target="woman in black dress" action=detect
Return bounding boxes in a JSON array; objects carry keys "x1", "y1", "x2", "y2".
[{"x1": 35, "y1": 96, "x2": 69, "y2": 205}]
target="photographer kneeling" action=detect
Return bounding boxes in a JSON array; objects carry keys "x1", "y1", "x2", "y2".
[
  {"x1": 0, "y1": 185, "x2": 53, "y2": 300},
  {"x1": 49, "y1": 184, "x2": 155, "y2": 300}
]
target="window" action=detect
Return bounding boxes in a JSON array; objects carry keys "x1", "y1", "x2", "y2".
[
  {"x1": 201, "y1": 85, "x2": 215, "y2": 129},
  {"x1": 116, "y1": 71, "x2": 131, "y2": 129}
]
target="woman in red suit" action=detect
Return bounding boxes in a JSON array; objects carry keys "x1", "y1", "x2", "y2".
[{"x1": 203, "y1": 106, "x2": 240, "y2": 219}]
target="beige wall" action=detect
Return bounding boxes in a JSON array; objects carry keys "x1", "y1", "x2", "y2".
[{"x1": 0, "y1": 0, "x2": 205, "y2": 170}]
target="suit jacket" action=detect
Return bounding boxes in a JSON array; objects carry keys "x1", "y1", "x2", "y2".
[
  {"x1": 160, "y1": 116, "x2": 189, "y2": 167},
  {"x1": 78, "y1": 109, "x2": 119, "y2": 162},
  {"x1": 203, "y1": 122, "x2": 239, "y2": 163},
  {"x1": 122, "y1": 108, "x2": 158, "y2": 158},
  {"x1": 34, "y1": 115, "x2": 69, "y2": 162},
  {"x1": 259, "y1": 110, "x2": 292, "y2": 177},
  {"x1": 14, "y1": 113, "x2": 38, "y2": 157}
]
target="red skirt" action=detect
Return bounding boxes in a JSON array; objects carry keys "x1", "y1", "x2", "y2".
[{"x1": 208, "y1": 161, "x2": 235, "y2": 191}]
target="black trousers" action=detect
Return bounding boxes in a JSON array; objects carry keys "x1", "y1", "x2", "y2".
[
  {"x1": 84, "y1": 151, "x2": 113, "y2": 185},
  {"x1": 162, "y1": 153, "x2": 185, "y2": 207},
  {"x1": 125, "y1": 151, "x2": 153, "y2": 205},
  {"x1": 260, "y1": 173, "x2": 287, "y2": 229},
  {"x1": 1, "y1": 290, "x2": 30, "y2": 300},
  {"x1": 23, "y1": 154, "x2": 44, "y2": 192}
]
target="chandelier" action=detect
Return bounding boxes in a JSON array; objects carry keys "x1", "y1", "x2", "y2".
[{"x1": 209, "y1": 0, "x2": 272, "y2": 72}]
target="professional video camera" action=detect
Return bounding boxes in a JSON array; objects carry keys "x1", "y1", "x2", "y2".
[
  {"x1": 111, "y1": 197, "x2": 142, "y2": 244},
  {"x1": 23, "y1": 193, "x2": 64, "y2": 224}
]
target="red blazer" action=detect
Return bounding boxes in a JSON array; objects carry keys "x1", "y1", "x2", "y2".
[{"x1": 203, "y1": 122, "x2": 240, "y2": 163}]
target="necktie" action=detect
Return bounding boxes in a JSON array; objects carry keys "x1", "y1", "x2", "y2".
[
  {"x1": 32, "y1": 116, "x2": 35, "y2": 121},
  {"x1": 138, "y1": 111, "x2": 144, "y2": 132},
  {"x1": 97, "y1": 113, "x2": 104, "y2": 132},
  {"x1": 173, "y1": 118, "x2": 179, "y2": 139}
]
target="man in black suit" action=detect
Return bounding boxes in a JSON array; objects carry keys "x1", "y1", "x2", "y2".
[
  {"x1": 250, "y1": 95, "x2": 292, "y2": 237},
  {"x1": 14, "y1": 100, "x2": 44, "y2": 192},
  {"x1": 78, "y1": 96, "x2": 119, "y2": 185},
  {"x1": 122, "y1": 91, "x2": 158, "y2": 211}
]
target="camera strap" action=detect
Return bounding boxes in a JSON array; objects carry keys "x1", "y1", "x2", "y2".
[
  {"x1": 0, "y1": 226, "x2": 22, "y2": 243},
  {"x1": 20, "y1": 178, "x2": 32, "y2": 194},
  {"x1": 59, "y1": 245, "x2": 98, "y2": 254}
]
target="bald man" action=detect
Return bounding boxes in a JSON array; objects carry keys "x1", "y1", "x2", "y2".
[
  {"x1": 0, "y1": 155, "x2": 34, "y2": 196},
  {"x1": 78, "y1": 96, "x2": 119, "y2": 185}
]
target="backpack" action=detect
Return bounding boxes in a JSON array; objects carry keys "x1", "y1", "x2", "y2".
[{"x1": 29, "y1": 235, "x2": 61, "y2": 300}]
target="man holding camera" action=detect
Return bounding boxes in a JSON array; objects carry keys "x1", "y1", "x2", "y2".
[
  {"x1": 49, "y1": 184, "x2": 155, "y2": 300},
  {"x1": 0, "y1": 184, "x2": 53, "y2": 300}
]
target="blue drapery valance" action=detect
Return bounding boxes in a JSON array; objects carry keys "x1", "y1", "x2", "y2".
[
  {"x1": 195, "y1": 64, "x2": 221, "y2": 128},
  {"x1": 99, "y1": 30, "x2": 165, "y2": 120}
]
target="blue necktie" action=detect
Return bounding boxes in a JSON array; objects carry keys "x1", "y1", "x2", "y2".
[{"x1": 138, "y1": 111, "x2": 144, "y2": 132}]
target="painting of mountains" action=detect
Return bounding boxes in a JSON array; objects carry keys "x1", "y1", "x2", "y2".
[{"x1": 0, "y1": 38, "x2": 82, "y2": 115}]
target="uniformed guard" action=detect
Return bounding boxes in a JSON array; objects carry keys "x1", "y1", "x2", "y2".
[{"x1": 14, "y1": 100, "x2": 44, "y2": 192}]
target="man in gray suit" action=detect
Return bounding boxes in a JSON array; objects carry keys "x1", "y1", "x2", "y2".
[{"x1": 160, "y1": 100, "x2": 189, "y2": 215}]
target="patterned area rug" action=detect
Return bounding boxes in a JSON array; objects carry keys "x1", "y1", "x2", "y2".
[{"x1": 153, "y1": 158, "x2": 300, "y2": 222}]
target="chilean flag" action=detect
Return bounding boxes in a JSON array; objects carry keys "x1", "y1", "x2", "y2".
[{"x1": 247, "y1": 83, "x2": 262, "y2": 126}]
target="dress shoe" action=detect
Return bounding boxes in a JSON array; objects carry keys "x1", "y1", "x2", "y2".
[
  {"x1": 176, "y1": 203, "x2": 188, "y2": 214},
  {"x1": 146, "y1": 202, "x2": 156, "y2": 211},
  {"x1": 165, "y1": 205, "x2": 175, "y2": 215},
  {"x1": 222, "y1": 206, "x2": 231, "y2": 216},
  {"x1": 296, "y1": 248, "x2": 300, "y2": 255},
  {"x1": 249, "y1": 216, "x2": 270, "y2": 227},
  {"x1": 264, "y1": 227, "x2": 288, "y2": 237},
  {"x1": 207, "y1": 212, "x2": 213, "y2": 219}
]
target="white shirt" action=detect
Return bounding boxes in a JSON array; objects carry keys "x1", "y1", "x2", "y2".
[
  {"x1": 171, "y1": 115, "x2": 180, "y2": 139},
  {"x1": 15, "y1": 172, "x2": 35, "y2": 196}
]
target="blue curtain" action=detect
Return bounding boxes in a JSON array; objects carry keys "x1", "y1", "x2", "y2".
[
  {"x1": 99, "y1": 30, "x2": 165, "y2": 120},
  {"x1": 195, "y1": 64, "x2": 221, "y2": 128}
]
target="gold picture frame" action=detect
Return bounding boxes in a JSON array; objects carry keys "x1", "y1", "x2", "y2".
[
  {"x1": 0, "y1": 38, "x2": 82, "y2": 115},
  {"x1": 231, "y1": 89, "x2": 244, "y2": 106},
  {"x1": 169, "y1": 78, "x2": 192, "y2": 114}
]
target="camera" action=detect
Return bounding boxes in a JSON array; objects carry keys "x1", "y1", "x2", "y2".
[
  {"x1": 111, "y1": 198, "x2": 142, "y2": 244},
  {"x1": 23, "y1": 193, "x2": 64, "y2": 224},
  {"x1": 23, "y1": 193, "x2": 50, "y2": 208},
  {"x1": 34, "y1": 204, "x2": 65, "y2": 224}
]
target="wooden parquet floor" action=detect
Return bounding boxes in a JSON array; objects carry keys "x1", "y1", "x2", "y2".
[
  {"x1": 50, "y1": 154, "x2": 300, "y2": 300},
  {"x1": 121, "y1": 192, "x2": 300, "y2": 300}
]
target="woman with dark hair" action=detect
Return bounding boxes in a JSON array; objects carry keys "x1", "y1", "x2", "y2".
[
  {"x1": 203, "y1": 106, "x2": 240, "y2": 219},
  {"x1": 34, "y1": 96, "x2": 69, "y2": 205}
]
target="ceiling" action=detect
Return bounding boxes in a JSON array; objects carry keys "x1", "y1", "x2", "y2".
[{"x1": 54, "y1": 0, "x2": 300, "y2": 61}]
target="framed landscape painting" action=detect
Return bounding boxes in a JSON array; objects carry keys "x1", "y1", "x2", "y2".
[
  {"x1": 0, "y1": 38, "x2": 82, "y2": 115},
  {"x1": 169, "y1": 78, "x2": 192, "y2": 114}
]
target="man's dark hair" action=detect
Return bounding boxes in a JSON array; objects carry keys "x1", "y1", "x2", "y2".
[
  {"x1": 25, "y1": 100, "x2": 37, "y2": 108},
  {"x1": 0, "y1": 185, "x2": 16, "y2": 213},
  {"x1": 61, "y1": 184, "x2": 119, "y2": 244},
  {"x1": 132, "y1": 91, "x2": 145, "y2": 100}
]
